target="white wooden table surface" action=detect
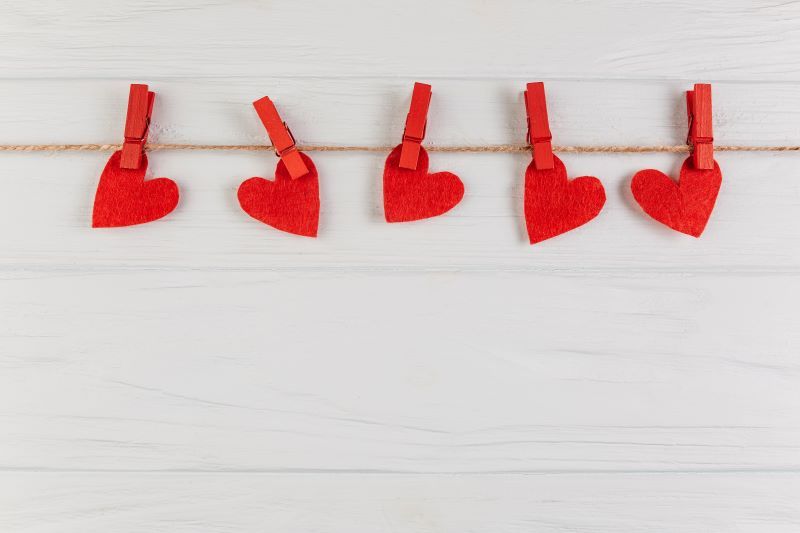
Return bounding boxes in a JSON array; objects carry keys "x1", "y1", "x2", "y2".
[{"x1": 2, "y1": 1, "x2": 800, "y2": 531}]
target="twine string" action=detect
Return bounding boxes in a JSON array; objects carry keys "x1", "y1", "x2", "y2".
[{"x1": 0, "y1": 143, "x2": 799, "y2": 153}]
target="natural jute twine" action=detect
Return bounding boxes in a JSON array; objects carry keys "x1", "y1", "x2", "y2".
[{"x1": 1, "y1": 143, "x2": 799, "y2": 153}]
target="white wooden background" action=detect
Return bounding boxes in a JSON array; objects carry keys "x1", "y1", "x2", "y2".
[{"x1": 2, "y1": 1, "x2": 800, "y2": 531}]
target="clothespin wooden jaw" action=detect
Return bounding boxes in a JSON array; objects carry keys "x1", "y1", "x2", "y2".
[
  {"x1": 524, "y1": 82, "x2": 554, "y2": 170},
  {"x1": 253, "y1": 96, "x2": 309, "y2": 179},
  {"x1": 687, "y1": 83, "x2": 714, "y2": 170},
  {"x1": 120, "y1": 84, "x2": 155, "y2": 170},
  {"x1": 399, "y1": 82, "x2": 432, "y2": 170}
]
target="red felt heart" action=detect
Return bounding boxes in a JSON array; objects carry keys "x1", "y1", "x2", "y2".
[
  {"x1": 383, "y1": 145, "x2": 464, "y2": 222},
  {"x1": 237, "y1": 152, "x2": 320, "y2": 237},
  {"x1": 524, "y1": 155, "x2": 606, "y2": 244},
  {"x1": 92, "y1": 151, "x2": 179, "y2": 228},
  {"x1": 631, "y1": 157, "x2": 722, "y2": 237}
]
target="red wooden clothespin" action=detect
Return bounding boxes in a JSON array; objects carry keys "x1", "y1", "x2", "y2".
[
  {"x1": 399, "y1": 82, "x2": 432, "y2": 170},
  {"x1": 524, "y1": 82, "x2": 554, "y2": 170},
  {"x1": 120, "y1": 84, "x2": 155, "y2": 170},
  {"x1": 687, "y1": 83, "x2": 714, "y2": 170},
  {"x1": 253, "y1": 96, "x2": 309, "y2": 179}
]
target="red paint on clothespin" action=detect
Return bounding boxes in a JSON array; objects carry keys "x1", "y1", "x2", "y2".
[
  {"x1": 399, "y1": 82, "x2": 432, "y2": 170},
  {"x1": 687, "y1": 83, "x2": 714, "y2": 170},
  {"x1": 253, "y1": 96, "x2": 309, "y2": 179},
  {"x1": 524, "y1": 82, "x2": 554, "y2": 170},
  {"x1": 120, "y1": 84, "x2": 155, "y2": 170}
]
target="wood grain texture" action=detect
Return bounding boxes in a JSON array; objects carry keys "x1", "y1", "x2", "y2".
[
  {"x1": 3, "y1": 270, "x2": 800, "y2": 473},
  {"x1": 1, "y1": 150, "x2": 799, "y2": 273},
  {"x1": 2, "y1": 0, "x2": 800, "y2": 80},
  {"x1": 2, "y1": 1, "x2": 800, "y2": 531},
  {"x1": 4, "y1": 474, "x2": 800, "y2": 533},
  {"x1": 1, "y1": 79, "x2": 800, "y2": 146}
]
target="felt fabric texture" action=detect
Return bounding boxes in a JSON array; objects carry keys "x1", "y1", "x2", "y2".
[
  {"x1": 631, "y1": 157, "x2": 722, "y2": 237},
  {"x1": 383, "y1": 144, "x2": 464, "y2": 223},
  {"x1": 92, "y1": 151, "x2": 179, "y2": 228},
  {"x1": 524, "y1": 155, "x2": 606, "y2": 244},
  {"x1": 237, "y1": 152, "x2": 320, "y2": 238}
]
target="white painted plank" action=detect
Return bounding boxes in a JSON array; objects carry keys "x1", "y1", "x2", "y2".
[
  {"x1": 3, "y1": 473, "x2": 800, "y2": 533},
  {"x1": 2, "y1": 1, "x2": 800, "y2": 81},
  {"x1": 1, "y1": 80, "x2": 798, "y2": 273},
  {"x1": 0, "y1": 79, "x2": 799, "y2": 147},
  {"x1": 0, "y1": 150, "x2": 798, "y2": 272},
  {"x1": 2, "y1": 270, "x2": 799, "y2": 472}
]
